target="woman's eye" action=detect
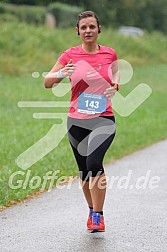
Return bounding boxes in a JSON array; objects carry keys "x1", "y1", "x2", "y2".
[{"x1": 80, "y1": 25, "x2": 96, "y2": 30}]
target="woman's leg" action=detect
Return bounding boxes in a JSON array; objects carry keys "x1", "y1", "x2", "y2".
[
  {"x1": 80, "y1": 179, "x2": 93, "y2": 208},
  {"x1": 86, "y1": 116, "x2": 116, "y2": 213},
  {"x1": 67, "y1": 116, "x2": 115, "y2": 213},
  {"x1": 68, "y1": 142, "x2": 93, "y2": 207},
  {"x1": 89, "y1": 172, "x2": 107, "y2": 212},
  {"x1": 67, "y1": 117, "x2": 93, "y2": 208}
]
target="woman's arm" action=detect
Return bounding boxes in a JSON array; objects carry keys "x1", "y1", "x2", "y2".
[
  {"x1": 104, "y1": 59, "x2": 120, "y2": 99},
  {"x1": 111, "y1": 59, "x2": 120, "y2": 90},
  {"x1": 44, "y1": 59, "x2": 75, "y2": 88}
]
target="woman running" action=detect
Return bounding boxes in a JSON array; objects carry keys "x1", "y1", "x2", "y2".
[{"x1": 44, "y1": 11, "x2": 120, "y2": 233}]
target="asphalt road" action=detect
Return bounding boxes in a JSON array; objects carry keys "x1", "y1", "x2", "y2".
[{"x1": 0, "y1": 140, "x2": 167, "y2": 252}]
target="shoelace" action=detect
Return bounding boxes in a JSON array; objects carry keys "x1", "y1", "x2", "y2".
[{"x1": 92, "y1": 213, "x2": 101, "y2": 225}]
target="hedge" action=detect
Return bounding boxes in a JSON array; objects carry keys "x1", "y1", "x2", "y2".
[
  {"x1": 47, "y1": 2, "x2": 83, "y2": 28},
  {"x1": 0, "y1": 3, "x2": 46, "y2": 25},
  {"x1": 0, "y1": 2, "x2": 83, "y2": 27}
]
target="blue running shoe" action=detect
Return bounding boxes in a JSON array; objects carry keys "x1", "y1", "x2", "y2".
[
  {"x1": 87, "y1": 208, "x2": 93, "y2": 230},
  {"x1": 90, "y1": 212, "x2": 105, "y2": 233}
]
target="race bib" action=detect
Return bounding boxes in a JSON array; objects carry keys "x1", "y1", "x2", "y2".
[{"x1": 78, "y1": 92, "x2": 107, "y2": 114}]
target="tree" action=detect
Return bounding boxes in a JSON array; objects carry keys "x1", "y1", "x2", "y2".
[{"x1": 3, "y1": 0, "x2": 167, "y2": 33}]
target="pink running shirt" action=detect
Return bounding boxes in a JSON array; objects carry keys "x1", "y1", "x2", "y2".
[{"x1": 56, "y1": 45, "x2": 118, "y2": 119}]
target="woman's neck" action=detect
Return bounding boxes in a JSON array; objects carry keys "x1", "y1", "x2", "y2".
[{"x1": 82, "y1": 43, "x2": 99, "y2": 53}]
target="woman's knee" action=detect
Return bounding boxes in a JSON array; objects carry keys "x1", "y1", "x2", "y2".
[{"x1": 86, "y1": 157, "x2": 104, "y2": 175}]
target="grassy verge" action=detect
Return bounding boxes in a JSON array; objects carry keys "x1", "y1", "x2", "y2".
[
  {"x1": 1, "y1": 22, "x2": 167, "y2": 75},
  {"x1": 0, "y1": 22, "x2": 167, "y2": 208},
  {"x1": 1, "y1": 63, "x2": 167, "y2": 208}
]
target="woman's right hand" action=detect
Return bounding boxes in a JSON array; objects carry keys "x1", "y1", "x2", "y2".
[
  {"x1": 44, "y1": 59, "x2": 75, "y2": 88},
  {"x1": 60, "y1": 59, "x2": 75, "y2": 78}
]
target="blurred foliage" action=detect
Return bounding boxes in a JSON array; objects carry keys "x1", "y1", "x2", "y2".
[
  {"x1": 0, "y1": 3, "x2": 45, "y2": 24},
  {"x1": 1, "y1": 0, "x2": 167, "y2": 33},
  {"x1": 0, "y1": 21, "x2": 166, "y2": 76},
  {"x1": 47, "y1": 2, "x2": 83, "y2": 27}
]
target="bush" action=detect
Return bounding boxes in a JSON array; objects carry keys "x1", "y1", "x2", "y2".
[
  {"x1": 0, "y1": 3, "x2": 46, "y2": 25},
  {"x1": 0, "y1": 3, "x2": 6, "y2": 14},
  {"x1": 0, "y1": 13, "x2": 19, "y2": 22},
  {"x1": 15, "y1": 5, "x2": 46, "y2": 24},
  {"x1": 48, "y1": 2, "x2": 83, "y2": 28}
]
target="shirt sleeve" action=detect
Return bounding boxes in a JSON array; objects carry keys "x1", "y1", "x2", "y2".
[
  {"x1": 112, "y1": 49, "x2": 118, "y2": 62},
  {"x1": 58, "y1": 50, "x2": 71, "y2": 66}
]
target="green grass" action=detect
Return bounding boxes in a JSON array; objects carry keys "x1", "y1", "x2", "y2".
[
  {"x1": 0, "y1": 21, "x2": 167, "y2": 208},
  {"x1": 1, "y1": 22, "x2": 167, "y2": 75}
]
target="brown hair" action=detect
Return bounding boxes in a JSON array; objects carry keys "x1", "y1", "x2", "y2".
[{"x1": 76, "y1": 11, "x2": 101, "y2": 35}]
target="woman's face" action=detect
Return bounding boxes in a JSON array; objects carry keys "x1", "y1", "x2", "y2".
[{"x1": 77, "y1": 17, "x2": 100, "y2": 44}]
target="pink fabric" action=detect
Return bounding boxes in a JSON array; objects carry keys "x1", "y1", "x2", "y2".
[{"x1": 57, "y1": 45, "x2": 118, "y2": 119}]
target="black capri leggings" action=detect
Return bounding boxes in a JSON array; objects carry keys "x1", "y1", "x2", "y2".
[{"x1": 67, "y1": 116, "x2": 116, "y2": 181}]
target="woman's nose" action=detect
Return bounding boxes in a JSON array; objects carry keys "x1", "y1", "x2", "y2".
[{"x1": 85, "y1": 27, "x2": 91, "y2": 32}]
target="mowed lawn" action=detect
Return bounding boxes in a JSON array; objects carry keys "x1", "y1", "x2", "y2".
[{"x1": 0, "y1": 23, "x2": 167, "y2": 207}]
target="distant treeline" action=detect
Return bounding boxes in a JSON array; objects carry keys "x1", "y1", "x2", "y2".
[{"x1": 1, "y1": 0, "x2": 167, "y2": 34}]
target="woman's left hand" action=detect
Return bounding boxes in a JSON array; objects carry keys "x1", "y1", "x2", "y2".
[{"x1": 104, "y1": 83, "x2": 120, "y2": 99}]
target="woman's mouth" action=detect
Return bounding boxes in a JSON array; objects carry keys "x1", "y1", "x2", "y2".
[{"x1": 85, "y1": 36, "x2": 93, "y2": 38}]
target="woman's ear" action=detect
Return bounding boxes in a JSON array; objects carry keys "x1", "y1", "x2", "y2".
[
  {"x1": 76, "y1": 27, "x2": 80, "y2": 35},
  {"x1": 98, "y1": 25, "x2": 102, "y2": 33}
]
